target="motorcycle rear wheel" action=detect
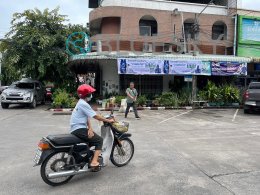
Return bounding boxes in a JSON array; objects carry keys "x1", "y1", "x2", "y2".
[
  {"x1": 110, "y1": 138, "x2": 134, "y2": 167},
  {"x1": 40, "y1": 151, "x2": 75, "y2": 186}
]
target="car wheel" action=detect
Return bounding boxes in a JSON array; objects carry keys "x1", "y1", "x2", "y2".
[
  {"x1": 30, "y1": 98, "x2": 37, "y2": 108},
  {"x1": 244, "y1": 109, "x2": 250, "y2": 114},
  {"x1": 1, "y1": 103, "x2": 9, "y2": 109},
  {"x1": 41, "y1": 96, "x2": 46, "y2": 105}
]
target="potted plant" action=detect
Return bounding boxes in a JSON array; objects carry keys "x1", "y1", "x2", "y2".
[
  {"x1": 221, "y1": 85, "x2": 240, "y2": 106},
  {"x1": 157, "y1": 92, "x2": 179, "y2": 107},
  {"x1": 200, "y1": 81, "x2": 222, "y2": 106},
  {"x1": 52, "y1": 89, "x2": 78, "y2": 109},
  {"x1": 178, "y1": 87, "x2": 192, "y2": 107},
  {"x1": 136, "y1": 95, "x2": 147, "y2": 107},
  {"x1": 115, "y1": 96, "x2": 125, "y2": 107}
]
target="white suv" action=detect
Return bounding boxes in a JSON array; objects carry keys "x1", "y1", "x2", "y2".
[{"x1": 1, "y1": 78, "x2": 46, "y2": 109}]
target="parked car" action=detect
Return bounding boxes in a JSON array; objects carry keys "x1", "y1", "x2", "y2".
[
  {"x1": 0, "y1": 78, "x2": 46, "y2": 109},
  {"x1": 244, "y1": 82, "x2": 260, "y2": 114},
  {"x1": 0, "y1": 86, "x2": 8, "y2": 95}
]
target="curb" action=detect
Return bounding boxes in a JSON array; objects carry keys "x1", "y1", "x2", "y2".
[
  {"x1": 50, "y1": 106, "x2": 241, "y2": 115},
  {"x1": 50, "y1": 108, "x2": 74, "y2": 112}
]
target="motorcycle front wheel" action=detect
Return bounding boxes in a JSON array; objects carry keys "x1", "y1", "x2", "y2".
[
  {"x1": 110, "y1": 138, "x2": 134, "y2": 167},
  {"x1": 40, "y1": 151, "x2": 75, "y2": 186}
]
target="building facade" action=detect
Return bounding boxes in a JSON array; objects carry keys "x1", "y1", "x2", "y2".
[{"x1": 69, "y1": 0, "x2": 250, "y2": 96}]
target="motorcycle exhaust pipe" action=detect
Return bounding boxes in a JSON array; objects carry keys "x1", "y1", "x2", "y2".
[{"x1": 47, "y1": 169, "x2": 90, "y2": 179}]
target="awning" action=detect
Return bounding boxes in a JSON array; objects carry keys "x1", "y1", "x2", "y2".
[{"x1": 70, "y1": 51, "x2": 251, "y2": 63}]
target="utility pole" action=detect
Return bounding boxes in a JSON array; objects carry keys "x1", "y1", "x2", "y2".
[{"x1": 192, "y1": 0, "x2": 213, "y2": 104}]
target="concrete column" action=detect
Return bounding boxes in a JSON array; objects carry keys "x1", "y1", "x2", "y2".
[{"x1": 192, "y1": 75, "x2": 197, "y2": 102}]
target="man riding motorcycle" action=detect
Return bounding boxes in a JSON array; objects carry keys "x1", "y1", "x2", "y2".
[{"x1": 70, "y1": 84, "x2": 114, "y2": 169}]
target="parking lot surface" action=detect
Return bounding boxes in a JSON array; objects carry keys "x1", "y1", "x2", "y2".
[{"x1": 0, "y1": 105, "x2": 259, "y2": 195}]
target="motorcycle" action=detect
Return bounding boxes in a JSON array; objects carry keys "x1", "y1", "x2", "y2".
[{"x1": 33, "y1": 112, "x2": 134, "y2": 186}]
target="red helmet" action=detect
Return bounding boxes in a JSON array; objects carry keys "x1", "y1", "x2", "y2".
[{"x1": 77, "y1": 84, "x2": 96, "y2": 98}]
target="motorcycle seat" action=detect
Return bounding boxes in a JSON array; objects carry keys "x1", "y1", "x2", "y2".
[{"x1": 47, "y1": 134, "x2": 84, "y2": 146}]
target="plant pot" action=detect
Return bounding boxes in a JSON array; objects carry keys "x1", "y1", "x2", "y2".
[
  {"x1": 232, "y1": 103, "x2": 240, "y2": 106},
  {"x1": 208, "y1": 102, "x2": 217, "y2": 107},
  {"x1": 216, "y1": 102, "x2": 225, "y2": 107}
]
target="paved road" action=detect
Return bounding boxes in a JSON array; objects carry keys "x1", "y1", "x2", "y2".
[{"x1": 0, "y1": 105, "x2": 260, "y2": 195}]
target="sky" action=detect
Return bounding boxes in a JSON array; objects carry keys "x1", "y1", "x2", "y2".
[
  {"x1": 0, "y1": 0, "x2": 259, "y2": 38},
  {"x1": 0, "y1": 0, "x2": 92, "y2": 38}
]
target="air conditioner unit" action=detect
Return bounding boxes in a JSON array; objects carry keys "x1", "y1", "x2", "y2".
[
  {"x1": 163, "y1": 44, "x2": 172, "y2": 53},
  {"x1": 188, "y1": 50, "x2": 199, "y2": 56},
  {"x1": 143, "y1": 43, "x2": 153, "y2": 53}
]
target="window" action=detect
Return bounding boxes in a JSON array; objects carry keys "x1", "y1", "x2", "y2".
[
  {"x1": 249, "y1": 83, "x2": 260, "y2": 89},
  {"x1": 184, "y1": 19, "x2": 198, "y2": 40},
  {"x1": 140, "y1": 26, "x2": 151, "y2": 36},
  {"x1": 139, "y1": 15, "x2": 158, "y2": 36},
  {"x1": 212, "y1": 21, "x2": 227, "y2": 40}
]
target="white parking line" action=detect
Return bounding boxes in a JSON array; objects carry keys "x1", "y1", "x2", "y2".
[
  {"x1": 232, "y1": 109, "x2": 239, "y2": 122},
  {"x1": 158, "y1": 110, "x2": 192, "y2": 124}
]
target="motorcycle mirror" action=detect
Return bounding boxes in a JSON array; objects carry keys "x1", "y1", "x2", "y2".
[{"x1": 111, "y1": 109, "x2": 114, "y2": 115}]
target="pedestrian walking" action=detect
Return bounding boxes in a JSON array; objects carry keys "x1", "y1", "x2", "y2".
[{"x1": 125, "y1": 82, "x2": 141, "y2": 119}]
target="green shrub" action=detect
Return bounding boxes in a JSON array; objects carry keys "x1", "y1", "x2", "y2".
[
  {"x1": 52, "y1": 89, "x2": 78, "y2": 108},
  {"x1": 198, "y1": 81, "x2": 241, "y2": 104},
  {"x1": 178, "y1": 87, "x2": 192, "y2": 106},
  {"x1": 157, "y1": 92, "x2": 179, "y2": 107},
  {"x1": 69, "y1": 96, "x2": 78, "y2": 108},
  {"x1": 221, "y1": 85, "x2": 240, "y2": 104},
  {"x1": 137, "y1": 95, "x2": 147, "y2": 106},
  {"x1": 199, "y1": 81, "x2": 222, "y2": 103},
  {"x1": 115, "y1": 96, "x2": 125, "y2": 105},
  {"x1": 239, "y1": 87, "x2": 246, "y2": 104},
  {"x1": 198, "y1": 90, "x2": 207, "y2": 101}
]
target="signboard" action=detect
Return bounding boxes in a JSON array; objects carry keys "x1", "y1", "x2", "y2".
[
  {"x1": 239, "y1": 16, "x2": 260, "y2": 44},
  {"x1": 66, "y1": 32, "x2": 92, "y2": 56},
  {"x1": 117, "y1": 59, "x2": 211, "y2": 75},
  {"x1": 211, "y1": 61, "x2": 247, "y2": 76},
  {"x1": 184, "y1": 75, "x2": 193, "y2": 82},
  {"x1": 237, "y1": 15, "x2": 260, "y2": 58}
]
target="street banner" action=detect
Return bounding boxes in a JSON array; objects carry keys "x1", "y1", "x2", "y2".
[
  {"x1": 117, "y1": 58, "x2": 211, "y2": 75},
  {"x1": 118, "y1": 59, "x2": 164, "y2": 75},
  {"x1": 168, "y1": 61, "x2": 211, "y2": 75},
  {"x1": 211, "y1": 61, "x2": 247, "y2": 76}
]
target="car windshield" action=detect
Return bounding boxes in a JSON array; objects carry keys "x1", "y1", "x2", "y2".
[
  {"x1": 15, "y1": 82, "x2": 34, "y2": 89},
  {"x1": 249, "y1": 84, "x2": 260, "y2": 89},
  {"x1": 8, "y1": 83, "x2": 17, "y2": 88}
]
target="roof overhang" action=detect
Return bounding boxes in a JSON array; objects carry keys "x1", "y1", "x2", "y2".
[{"x1": 69, "y1": 51, "x2": 251, "y2": 63}]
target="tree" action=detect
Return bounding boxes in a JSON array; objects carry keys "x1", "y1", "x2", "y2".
[{"x1": 0, "y1": 7, "x2": 88, "y2": 88}]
